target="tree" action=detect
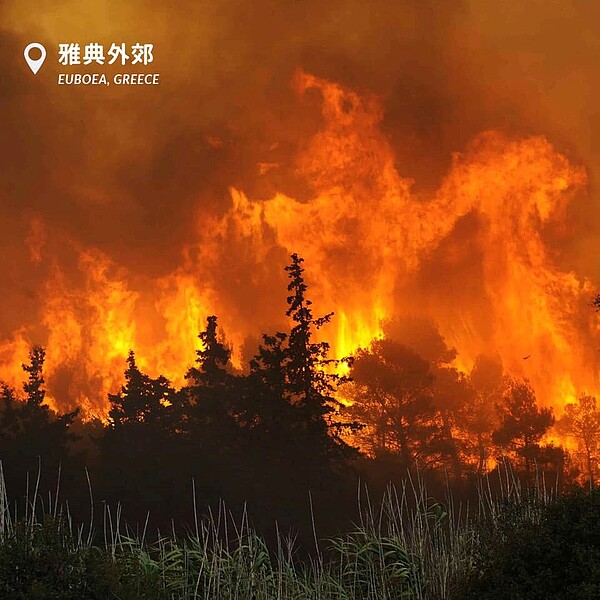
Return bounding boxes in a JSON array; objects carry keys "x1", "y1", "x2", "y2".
[
  {"x1": 246, "y1": 332, "x2": 292, "y2": 434},
  {"x1": 0, "y1": 346, "x2": 79, "y2": 506},
  {"x1": 465, "y1": 355, "x2": 504, "y2": 474},
  {"x1": 184, "y1": 315, "x2": 241, "y2": 444},
  {"x1": 492, "y1": 379, "x2": 554, "y2": 477},
  {"x1": 343, "y1": 339, "x2": 446, "y2": 468},
  {"x1": 22, "y1": 345, "x2": 46, "y2": 406},
  {"x1": 178, "y1": 316, "x2": 250, "y2": 508},
  {"x1": 98, "y1": 352, "x2": 184, "y2": 522},
  {"x1": 282, "y1": 253, "x2": 356, "y2": 462},
  {"x1": 186, "y1": 315, "x2": 232, "y2": 388},
  {"x1": 382, "y1": 318, "x2": 473, "y2": 477},
  {"x1": 557, "y1": 395, "x2": 600, "y2": 490},
  {"x1": 233, "y1": 254, "x2": 358, "y2": 530},
  {"x1": 108, "y1": 351, "x2": 173, "y2": 429},
  {"x1": 430, "y1": 366, "x2": 474, "y2": 478},
  {"x1": 6, "y1": 346, "x2": 78, "y2": 456}
]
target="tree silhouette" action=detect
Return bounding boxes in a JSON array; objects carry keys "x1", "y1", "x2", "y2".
[
  {"x1": 430, "y1": 366, "x2": 473, "y2": 479},
  {"x1": 380, "y1": 318, "x2": 472, "y2": 477},
  {"x1": 184, "y1": 315, "x2": 240, "y2": 438},
  {"x1": 17, "y1": 346, "x2": 78, "y2": 453},
  {"x1": 0, "y1": 346, "x2": 79, "y2": 506},
  {"x1": 180, "y1": 316, "x2": 248, "y2": 508},
  {"x1": 98, "y1": 351, "x2": 184, "y2": 522},
  {"x1": 344, "y1": 339, "x2": 445, "y2": 468},
  {"x1": 557, "y1": 395, "x2": 600, "y2": 490},
  {"x1": 492, "y1": 379, "x2": 554, "y2": 477},
  {"x1": 283, "y1": 253, "x2": 356, "y2": 462},
  {"x1": 22, "y1": 345, "x2": 46, "y2": 406},
  {"x1": 229, "y1": 254, "x2": 359, "y2": 532},
  {"x1": 108, "y1": 351, "x2": 173, "y2": 428},
  {"x1": 246, "y1": 332, "x2": 292, "y2": 436},
  {"x1": 465, "y1": 355, "x2": 504, "y2": 473},
  {"x1": 250, "y1": 333, "x2": 288, "y2": 397},
  {"x1": 186, "y1": 315, "x2": 232, "y2": 387}
]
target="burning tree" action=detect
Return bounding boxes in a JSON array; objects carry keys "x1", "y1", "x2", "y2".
[{"x1": 283, "y1": 254, "x2": 356, "y2": 455}]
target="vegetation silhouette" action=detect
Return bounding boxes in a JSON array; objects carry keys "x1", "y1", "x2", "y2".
[{"x1": 0, "y1": 255, "x2": 592, "y2": 542}]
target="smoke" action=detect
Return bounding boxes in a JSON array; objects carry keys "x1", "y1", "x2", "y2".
[
  {"x1": 0, "y1": 0, "x2": 599, "y2": 411},
  {"x1": 2, "y1": 0, "x2": 597, "y2": 246}
]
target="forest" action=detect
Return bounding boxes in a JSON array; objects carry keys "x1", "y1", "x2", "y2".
[{"x1": 1, "y1": 254, "x2": 599, "y2": 599}]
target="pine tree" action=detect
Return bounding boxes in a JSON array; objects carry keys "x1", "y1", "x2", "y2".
[
  {"x1": 108, "y1": 350, "x2": 173, "y2": 428},
  {"x1": 99, "y1": 352, "x2": 183, "y2": 521},
  {"x1": 0, "y1": 347, "x2": 78, "y2": 500},
  {"x1": 247, "y1": 332, "x2": 290, "y2": 431},
  {"x1": 184, "y1": 315, "x2": 239, "y2": 426},
  {"x1": 22, "y1": 345, "x2": 46, "y2": 406},
  {"x1": 181, "y1": 316, "x2": 244, "y2": 504},
  {"x1": 19, "y1": 345, "x2": 79, "y2": 443},
  {"x1": 493, "y1": 378, "x2": 554, "y2": 477},
  {"x1": 343, "y1": 339, "x2": 444, "y2": 468},
  {"x1": 283, "y1": 253, "x2": 356, "y2": 461},
  {"x1": 558, "y1": 395, "x2": 600, "y2": 490},
  {"x1": 186, "y1": 315, "x2": 231, "y2": 387}
]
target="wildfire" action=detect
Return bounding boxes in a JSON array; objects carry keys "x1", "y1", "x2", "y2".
[{"x1": 0, "y1": 69, "x2": 598, "y2": 418}]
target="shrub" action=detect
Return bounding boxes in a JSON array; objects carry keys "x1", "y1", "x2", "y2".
[
  {"x1": 0, "y1": 514, "x2": 160, "y2": 599},
  {"x1": 459, "y1": 487, "x2": 600, "y2": 600}
]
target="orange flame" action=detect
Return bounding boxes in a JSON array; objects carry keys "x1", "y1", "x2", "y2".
[{"x1": 0, "y1": 70, "x2": 597, "y2": 420}]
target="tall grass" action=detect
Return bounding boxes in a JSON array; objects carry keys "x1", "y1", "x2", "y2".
[{"x1": 0, "y1": 461, "x2": 555, "y2": 599}]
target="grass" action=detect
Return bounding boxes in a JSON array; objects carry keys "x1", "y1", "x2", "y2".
[{"x1": 0, "y1": 462, "x2": 561, "y2": 599}]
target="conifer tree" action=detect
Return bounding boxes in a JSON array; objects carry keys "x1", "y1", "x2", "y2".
[
  {"x1": 0, "y1": 346, "x2": 78, "y2": 500},
  {"x1": 186, "y1": 315, "x2": 231, "y2": 387},
  {"x1": 99, "y1": 351, "x2": 184, "y2": 521},
  {"x1": 108, "y1": 350, "x2": 173, "y2": 429},
  {"x1": 493, "y1": 378, "x2": 554, "y2": 477},
  {"x1": 184, "y1": 315, "x2": 239, "y2": 425},
  {"x1": 247, "y1": 332, "x2": 290, "y2": 430},
  {"x1": 558, "y1": 395, "x2": 600, "y2": 490},
  {"x1": 283, "y1": 253, "x2": 356, "y2": 460},
  {"x1": 182, "y1": 316, "x2": 243, "y2": 502},
  {"x1": 22, "y1": 345, "x2": 46, "y2": 406}
]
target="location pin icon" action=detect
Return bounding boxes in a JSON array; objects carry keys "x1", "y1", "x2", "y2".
[{"x1": 24, "y1": 43, "x2": 46, "y2": 74}]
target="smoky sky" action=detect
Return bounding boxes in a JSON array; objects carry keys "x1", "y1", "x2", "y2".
[{"x1": 1, "y1": 0, "x2": 600, "y2": 346}]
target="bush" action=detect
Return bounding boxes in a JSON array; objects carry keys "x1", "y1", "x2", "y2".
[
  {"x1": 459, "y1": 487, "x2": 600, "y2": 600},
  {"x1": 0, "y1": 515, "x2": 159, "y2": 600}
]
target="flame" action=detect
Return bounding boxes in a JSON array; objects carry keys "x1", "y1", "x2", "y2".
[
  {"x1": 0, "y1": 69, "x2": 598, "y2": 420},
  {"x1": 0, "y1": 331, "x2": 30, "y2": 395},
  {"x1": 39, "y1": 250, "x2": 139, "y2": 414}
]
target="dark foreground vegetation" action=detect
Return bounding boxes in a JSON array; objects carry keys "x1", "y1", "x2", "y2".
[
  {"x1": 1, "y1": 255, "x2": 600, "y2": 597},
  {"x1": 0, "y1": 469, "x2": 599, "y2": 599}
]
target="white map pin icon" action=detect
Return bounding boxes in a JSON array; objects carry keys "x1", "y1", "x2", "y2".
[{"x1": 24, "y1": 43, "x2": 46, "y2": 74}]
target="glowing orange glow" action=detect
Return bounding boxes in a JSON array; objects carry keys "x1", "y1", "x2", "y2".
[{"x1": 0, "y1": 70, "x2": 597, "y2": 423}]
